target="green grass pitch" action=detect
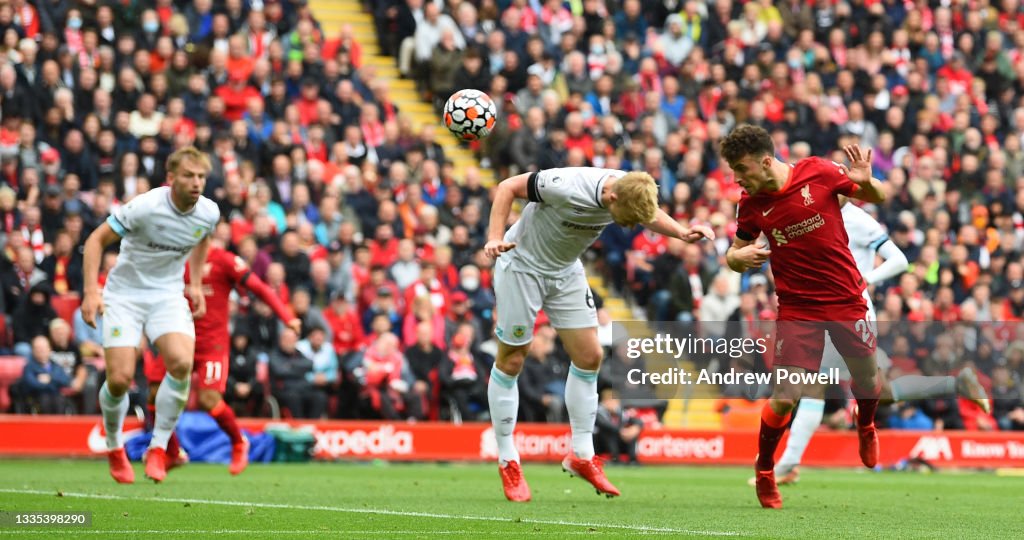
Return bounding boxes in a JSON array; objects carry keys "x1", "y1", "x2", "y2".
[{"x1": 0, "y1": 459, "x2": 1018, "y2": 538}]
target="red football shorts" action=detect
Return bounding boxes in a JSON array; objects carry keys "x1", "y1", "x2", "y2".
[
  {"x1": 194, "y1": 353, "x2": 229, "y2": 393},
  {"x1": 143, "y1": 351, "x2": 228, "y2": 393},
  {"x1": 774, "y1": 298, "x2": 876, "y2": 372},
  {"x1": 143, "y1": 350, "x2": 166, "y2": 385}
]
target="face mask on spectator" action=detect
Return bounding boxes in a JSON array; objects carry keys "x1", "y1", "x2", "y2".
[
  {"x1": 294, "y1": 164, "x2": 308, "y2": 181},
  {"x1": 144, "y1": 21, "x2": 159, "y2": 33},
  {"x1": 461, "y1": 277, "x2": 479, "y2": 292},
  {"x1": 68, "y1": 18, "x2": 83, "y2": 30}
]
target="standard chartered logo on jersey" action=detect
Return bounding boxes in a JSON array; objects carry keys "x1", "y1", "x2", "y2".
[{"x1": 772, "y1": 213, "x2": 825, "y2": 246}]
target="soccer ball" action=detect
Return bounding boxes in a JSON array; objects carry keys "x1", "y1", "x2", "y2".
[{"x1": 442, "y1": 89, "x2": 497, "y2": 141}]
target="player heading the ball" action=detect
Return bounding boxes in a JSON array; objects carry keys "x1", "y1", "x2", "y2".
[{"x1": 484, "y1": 167, "x2": 713, "y2": 502}]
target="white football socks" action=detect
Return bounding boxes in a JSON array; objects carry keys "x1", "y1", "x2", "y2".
[
  {"x1": 566, "y1": 363, "x2": 599, "y2": 460},
  {"x1": 150, "y1": 373, "x2": 190, "y2": 450},
  {"x1": 488, "y1": 365, "x2": 520, "y2": 466},
  {"x1": 775, "y1": 398, "x2": 825, "y2": 474},
  {"x1": 890, "y1": 376, "x2": 956, "y2": 401},
  {"x1": 99, "y1": 382, "x2": 129, "y2": 451}
]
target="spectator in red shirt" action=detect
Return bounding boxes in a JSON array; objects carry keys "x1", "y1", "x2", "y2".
[
  {"x1": 295, "y1": 77, "x2": 321, "y2": 126},
  {"x1": 936, "y1": 52, "x2": 974, "y2": 96},
  {"x1": 215, "y1": 71, "x2": 261, "y2": 121},
  {"x1": 322, "y1": 292, "x2": 364, "y2": 359},
  {"x1": 368, "y1": 223, "x2": 399, "y2": 268}
]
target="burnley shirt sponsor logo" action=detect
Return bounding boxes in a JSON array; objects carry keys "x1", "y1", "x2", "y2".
[
  {"x1": 147, "y1": 241, "x2": 193, "y2": 254},
  {"x1": 561, "y1": 220, "x2": 604, "y2": 231}
]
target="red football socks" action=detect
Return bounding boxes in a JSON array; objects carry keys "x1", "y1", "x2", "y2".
[
  {"x1": 210, "y1": 399, "x2": 243, "y2": 445},
  {"x1": 166, "y1": 431, "x2": 180, "y2": 457},
  {"x1": 853, "y1": 377, "x2": 883, "y2": 428},
  {"x1": 756, "y1": 403, "x2": 792, "y2": 471}
]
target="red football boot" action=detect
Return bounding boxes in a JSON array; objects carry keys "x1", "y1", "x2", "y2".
[
  {"x1": 852, "y1": 407, "x2": 879, "y2": 468},
  {"x1": 561, "y1": 454, "x2": 621, "y2": 498},
  {"x1": 857, "y1": 422, "x2": 879, "y2": 468},
  {"x1": 755, "y1": 469, "x2": 782, "y2": 509},
  {"x1": 144, "y1": 447, "x2": 169, "y2": 483},
  {"x1": 498, "y1": 461, "x2": 531, "y2": 502},
  {"x1": 107, "y1": 448, "x2": 135, "y2": 484},
  {"x1": 167, "y1": 447, "x2": 190, "y2": 471},
  {"x1": 229, "y1": 437, "x2": 250, "y2": 476}
]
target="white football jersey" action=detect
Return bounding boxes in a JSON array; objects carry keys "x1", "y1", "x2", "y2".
[
  {"x1": 105, "y1": 186, "x2": 220, "y2": 298},
  {"x1": 503, "y1": 167, "x2": 620, "y2": 275},
  {"x1": 842, "y1": 203, "x2": 889, "y2": 278}
]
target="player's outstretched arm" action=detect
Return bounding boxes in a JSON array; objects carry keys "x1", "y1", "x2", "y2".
[
  {"x1": 188, "y1": 235, "x2": 212, "y2": 318},
  {"x1": 842, "y1": 144, "x2": 886, "y2": 204},
  {"x1": 726, "y1": 237, "x2": 771, "y2": 273},
  {"x1": 241, "y1": 271, "x2": 301, "y2": 333},
  {"x1": 646, "y1": 209, "x2": 715, "y2": 243},
  {"x1": 485, "y1": 173, "x2": 530, "y2": 258},
  {"x1": 81, "y1": 222, "x2": 123, "y2": 328},
  {"x1": 866, "y1": 240, "x2": 909, "y2": 285}
]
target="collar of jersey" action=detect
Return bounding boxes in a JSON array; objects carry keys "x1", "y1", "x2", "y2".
[
  {"x1": 165, "y1": 187, "x2": 198, "y2": 216},
  {"x1": 765, "y1": 163, "x2": 795, "y2": 197}
]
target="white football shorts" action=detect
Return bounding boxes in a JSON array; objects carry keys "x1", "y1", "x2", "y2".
[
  {"x1": 102, "y1": 293, "x2": 195, "y2": 349},
  {"x1": 493, "y1": 257, "x2": 598, "y2": 346}
]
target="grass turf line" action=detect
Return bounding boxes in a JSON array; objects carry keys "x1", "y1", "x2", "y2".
[{"x1": 0, "y1": 460, "x2": 1018, "y2": 539}]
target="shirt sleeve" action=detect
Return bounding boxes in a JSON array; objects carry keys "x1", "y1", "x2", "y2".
[
  {"x1": 527, "y1": 169, "x2": 575, "y2": 207},
  {"x1": 734, "y1": 199, "x2": 760, "y2": 241},
  {"x1": 818, "y1": 158, "x2": 858, "y2": 197},
  {"x1": 107, "y1": 197, "x2": 147, "y2": 236},
  {"x1": 223, "y1": 252, "x2": 252, "y2": 285},
  {"x1": 845, "y1": 207, "x2": 887, "y2": 252}
]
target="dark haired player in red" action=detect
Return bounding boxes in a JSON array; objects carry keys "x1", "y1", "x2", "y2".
[
  {"x1": 721, "y1": 125, "x2": 889, "y2": 509},
  {"x1": 145, "y1": 238, "x2": 300, "y2": 475}
]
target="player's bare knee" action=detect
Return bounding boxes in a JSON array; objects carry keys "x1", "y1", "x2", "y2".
[
  {"x1": 770, "y1": 382, "x2": 801, "y2": 411},
  {"x1": 802, "y1": 382, "x2": 826, "y2": 400},
  {"x1": 198, "y1": 389, "x2": 221, "y2": 411},
  {"x1": 164, "y1": 356, "x2": 194, "y2": 380},
  {"x1": 106, "y1": 371, "x2": 134, "y2": 394},
  {"x1": 571, "y1": 348, "x2": 603, "y2": 371},
  {"x1": 770, "y1": 397, "x2": 798, "y2": 415},
  {"x1": 496, "y1": 344, "x2": 529, "y2": 376}
]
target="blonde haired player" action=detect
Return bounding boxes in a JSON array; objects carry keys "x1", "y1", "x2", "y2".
[
  {"x1": 484, "y1": 168, "x2": 713, "y2": 501},
  {"x1": 81, "y1": 146, "x2": 220, "y2": 484}
]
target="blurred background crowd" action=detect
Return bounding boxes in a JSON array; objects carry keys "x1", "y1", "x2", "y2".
[{"x1": 0, "y1": 0, "x2": 1022, "y2": 435}]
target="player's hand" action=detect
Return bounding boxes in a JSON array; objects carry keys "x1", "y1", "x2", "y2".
[
  {"x1": 484, "y1": 240, "x2": 516, "y2": 258},
  {"x1": 732, "y1": 243, "x2": 772, "y2": 270},
  {"x1": 81, "y1": 290, "x2": 103, "y2": 328},
  {"x1": 680, "y1": 224, "x2": 716, "y2": 243},
  {"x1": 287, "y1": 318, "x2": 302, "y2": 334},
  {"x1": 842, "y1": 144, "x2": 873, "y2": 186},
  {"x1": 188, "y1": 286, "x2": 207, "y2": 319}
]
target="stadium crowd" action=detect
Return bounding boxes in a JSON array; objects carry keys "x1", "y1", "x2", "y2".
[{"x1": 1, "y1": 0, "x2": 1023, "y2": 435}]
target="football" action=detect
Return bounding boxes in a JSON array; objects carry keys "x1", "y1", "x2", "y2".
[{"x1": 442, "y1": 89, "x2": 497, "y2": 141}]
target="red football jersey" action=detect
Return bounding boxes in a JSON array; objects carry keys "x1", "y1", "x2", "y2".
[
  {"x1": 735, "y1": 157, "x2": 865, "y2": 306},
  {"x1": 185, "y1": 247, "x2": 250, "y2": 357},
  {"x1": 185, "y1": 247, "x2": 294, "y2": 357}
]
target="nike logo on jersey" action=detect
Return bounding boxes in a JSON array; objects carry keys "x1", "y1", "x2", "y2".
[{"x1": 763, "y1": 207, "x2": 775, "y2": 217}]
